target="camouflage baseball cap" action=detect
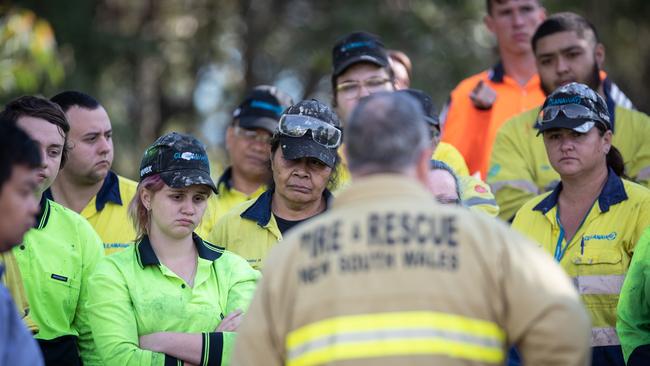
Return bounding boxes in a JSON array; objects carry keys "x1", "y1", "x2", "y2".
[{"x1": 139, "y1": 132, "x2": 217, "y2": 193}]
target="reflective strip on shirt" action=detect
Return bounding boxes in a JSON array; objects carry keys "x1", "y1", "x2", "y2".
[
  {"x1": 572, "y1": 275, "x2": 625, "y2": 295},
  {"x1": 285, "y1": 311, "x2": 506, "y2": 366},
  {"x1": 490, "y1": 180, "x2": 539, "y2": 195},
  {"x1": 592, "y1": 327, "x2": 620, "y2": 347},
  {"x1": 464, "y1": 197, "x2": 498, "y2": 207}
]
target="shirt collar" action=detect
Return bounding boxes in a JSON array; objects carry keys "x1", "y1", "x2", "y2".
[
  {"x1": 216, "y1": 167, "x2": 234, "y2": 192},
  {"x1": 333, "y1": 174, "x2": 432, "y2": 208},
  {"x1": 136, "y1": 233, "x2": 223, "y2": 267},
  {"x1": 95, "y1": 171, "x2": 123, "y2": 211},
  {"x1": 532, "y1": 167, "x2": 628, "y2": 214},
  {"x1": 488, "y1": 62, "x2": 506, "y2": 83},
  {"x1": 240, "y1": 188, "x2": 333, "y2": 227},
  {"x1": 34, "y1": 194, "x2": 51, "y2": 229}
]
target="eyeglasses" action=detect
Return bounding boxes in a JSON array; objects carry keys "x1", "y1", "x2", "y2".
[
  {"x1": 336, "y1": 77, "x2": 392, "y2": 100},
  {"x1": 537, "y1": 103, "x2": 609, "y2": 126},
  {"x1": 278, "y1": 114, "x2": 342, "y2": 148},
  {"x1": 233, "y1": 126, "x2": 273, "y2": 144}
]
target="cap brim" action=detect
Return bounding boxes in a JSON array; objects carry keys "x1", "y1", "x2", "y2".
[
  {"x1": 279, "y1": 136, "x2": 337, "y2": 168},
  {"x1": 238, "y1": 116, "x2": 278, "y2": 133},
  {"x1": 159, "y1": 169, "x2": 218, "y2": 194},
  {"x1": 536, "y1": 117, "x2": 597, "y2": 136},
  {"x1": 333, "y1": 55, "x2": 388, "y2": 77}
]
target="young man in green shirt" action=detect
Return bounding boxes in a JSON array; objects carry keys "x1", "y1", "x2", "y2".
[{"x1": 0, "y1": 96, "x2": 104, "y2": 366}]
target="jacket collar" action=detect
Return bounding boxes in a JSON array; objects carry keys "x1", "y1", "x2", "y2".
[
  {"x1": 488, "y1": 62, "x2": 506, "y2": 83},
  {"x1": 333, "y1": 174, "x2": 432, "y2": 208},
  {"x1": 241, "y1": 188, "x2": 333, "y2": 227},
  {"x1": 136, "y1": 233, "x2": 223, "y2": 267},
  {"x1": 533, "y1": 167, "x2": 628, "y2": 214}
]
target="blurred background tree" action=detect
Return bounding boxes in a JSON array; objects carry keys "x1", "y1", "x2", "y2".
[{"x1": 1, "y1": 0, "x2": 648, "y2": 179}]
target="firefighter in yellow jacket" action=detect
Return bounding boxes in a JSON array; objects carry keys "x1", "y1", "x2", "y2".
[
  {"x1": 232, "y1": 91, "x2": 591, "y2": 366},
  {"x1": 512, "y1": 83, "x2": 650, "y2": 365}
]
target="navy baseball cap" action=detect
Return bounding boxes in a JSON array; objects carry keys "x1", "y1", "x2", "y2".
[
  {"x1": 232, "y1": 85, "x2": 293, "y2": 133},
  {"x1": 139, "y1": 132, "x2": 217, "y2": 193},
  {"x1": 537, "y1": 82, "x2": 611, "y2": 135},
  {"x1": 332, "y1": 31, "x2": 389, "y2": 78}
]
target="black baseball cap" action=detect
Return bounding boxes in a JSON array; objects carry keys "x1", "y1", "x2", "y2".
[
  {"x1": 398, "y1": 89, "x2": 440, "y2": 127},
  {"x1": 232, "y1": 85, "x2": 293, "y2": 133},
  {"x1": 537, "y1": 82, "x2": 611, "y2": 135},
  {"x1": 278, "y1": 99, "x2": 341, "y2": 168},
  {"x1": 332, "y1": 31, "x2": 389, "y2": 78},
  {"x1": 139, "y1": 132, "x2": 217, "y2": 193}
]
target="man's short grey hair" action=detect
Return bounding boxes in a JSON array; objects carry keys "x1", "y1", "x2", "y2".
[{"x1": 346, "y1": 92, "x2": 429, "y2": 174}]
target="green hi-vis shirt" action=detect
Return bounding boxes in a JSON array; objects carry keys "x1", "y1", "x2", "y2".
[
  {"x1": 13, "y1": 197, "x2": 104, "y2": 363},
  {"x1": 45, "y1": 172, "x2": 139, "y2": 255},
  {"x1": 87, "y1": 234, "x2": 260, "y2": 366}
]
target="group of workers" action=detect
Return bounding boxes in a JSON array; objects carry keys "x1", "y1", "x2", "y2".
[{"x1": 0, "y1": 1, "x2": 650, "y2": 366}]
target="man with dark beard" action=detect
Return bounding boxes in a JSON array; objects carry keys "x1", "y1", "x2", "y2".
[{"x1": 487, "y1": 12, "x2": 649, "y2": 222}]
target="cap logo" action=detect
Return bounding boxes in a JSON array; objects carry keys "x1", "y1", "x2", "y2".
[
  {"x1": 548, "y1": 96, "x2": 581, "y2": 106},
  {"x1": 174, "y1": 152, "x2": 208, "y2": 162},
  {"x1": 250, "y1": 100, "x2": 284, "y2": 116},
  {"x1": 340, "y1": 40, "x2": 376, "y2": 52},
  {"x1": 140, "y1": 165, "x2": 152, "y2": 177}
]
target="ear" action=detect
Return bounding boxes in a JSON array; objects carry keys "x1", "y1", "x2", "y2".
[
  {"x1": 484, "y1": 14, "x2": 495, "y2": 34},
  {"x1": 602, "y1": 130, "x2": 613, "y2": 153},
  {"x1": 415, "y1": 148, "x2": 434, "y2": 187},
  {"x1": 594, "y1": 43, "x2": 606, "y2": 69},
  {"x1": 140, "y1": 189, "x2": 152, "y2": 211}
]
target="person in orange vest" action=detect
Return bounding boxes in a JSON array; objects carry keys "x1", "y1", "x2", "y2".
[{"x1": 441, "y1": 0, "x2": 547, "y2": 179}]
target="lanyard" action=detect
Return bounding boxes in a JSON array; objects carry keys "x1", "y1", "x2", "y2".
[
  {"x1": 553, "y1": 202, "x2": 595, "y2": 262},
  {"x1": 553, "y1": 210, "x2": 568, "y2": 262}
]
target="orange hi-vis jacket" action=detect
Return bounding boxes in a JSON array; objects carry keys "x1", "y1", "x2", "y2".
[{"x1": 441, "y1": 63, "x2": 545, "y2": 179}]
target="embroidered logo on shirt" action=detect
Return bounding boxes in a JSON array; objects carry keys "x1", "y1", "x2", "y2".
[{"x1": 50, "y1": 274, "x2": 68, "y2": 282}]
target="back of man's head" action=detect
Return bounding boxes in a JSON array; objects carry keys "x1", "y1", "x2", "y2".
[
  {"x1": 0, "y1": 120, "x2": 42, "y2": 192},
  {"x1": 532, "y1": 12, "x2": 599, "y2": 53},
  {"x1": 346, "y1": 91, "x2": 429, "y2": 175},
  {"x1": 50, "y1": 90, "x2": 101, "y2": 112}
]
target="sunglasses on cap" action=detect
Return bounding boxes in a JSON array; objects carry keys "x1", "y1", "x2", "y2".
[
  {"x1": 537, "y1": 103, "x2": 610, "y2": 126},
  {"x1": 278, "y1": 114, "x2": 342, "y2": 149}
]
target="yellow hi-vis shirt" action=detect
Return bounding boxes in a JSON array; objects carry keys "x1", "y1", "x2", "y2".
[
  {"x1": 14, "y1": 196, "x2": 104, "y2": 364},
  {"x1": 211, "y1": 167, "x2": 266, "y2": 224},
  {"x1": 208, "y1": 189, "x2": 332, "y2": 270},
  {"x1": 434, "y1": 142, "x2": 470, "y2": 176},
  {"x1": 46, "y1": 171, "x2": 138, "y2": 255},
  {"x1": 489, "y1": 104, "x2": 650, "y2": 222},
  {"x1": 87, "y1": 233, "x2": 259, "y2": 366},
  {"x1": 512, "y1": 170, "x2": 650, "y2": 348}
]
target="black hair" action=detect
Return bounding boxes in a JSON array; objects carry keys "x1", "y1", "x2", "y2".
[
  {"x1": 0, "y1": 120, "x2": 42, "y2": 191},
  {"x1": 0, "y1": 96, "x2": 70, "y2": 168},
  {"x1": 594, "y1": 125, "x2": 626, "y2": 178},
  {"x1": 532, "y1": 12, "x2": 600, "y2": 53},
  {"x1": 50, "y1": 90, "x2": 101, "y2": 112}
]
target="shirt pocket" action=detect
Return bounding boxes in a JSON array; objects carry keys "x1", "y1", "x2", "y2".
[
  {"x1": 571, "y1": 249, "x2": 625, "y2": 308},
  {"x1": 45, "y1": 271, "x2": 82, "y2": 320}
]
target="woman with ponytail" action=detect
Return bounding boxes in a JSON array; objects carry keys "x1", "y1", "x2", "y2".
[{"x1": 511, "y1": 82, "x2": 650, "y2": 366}]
